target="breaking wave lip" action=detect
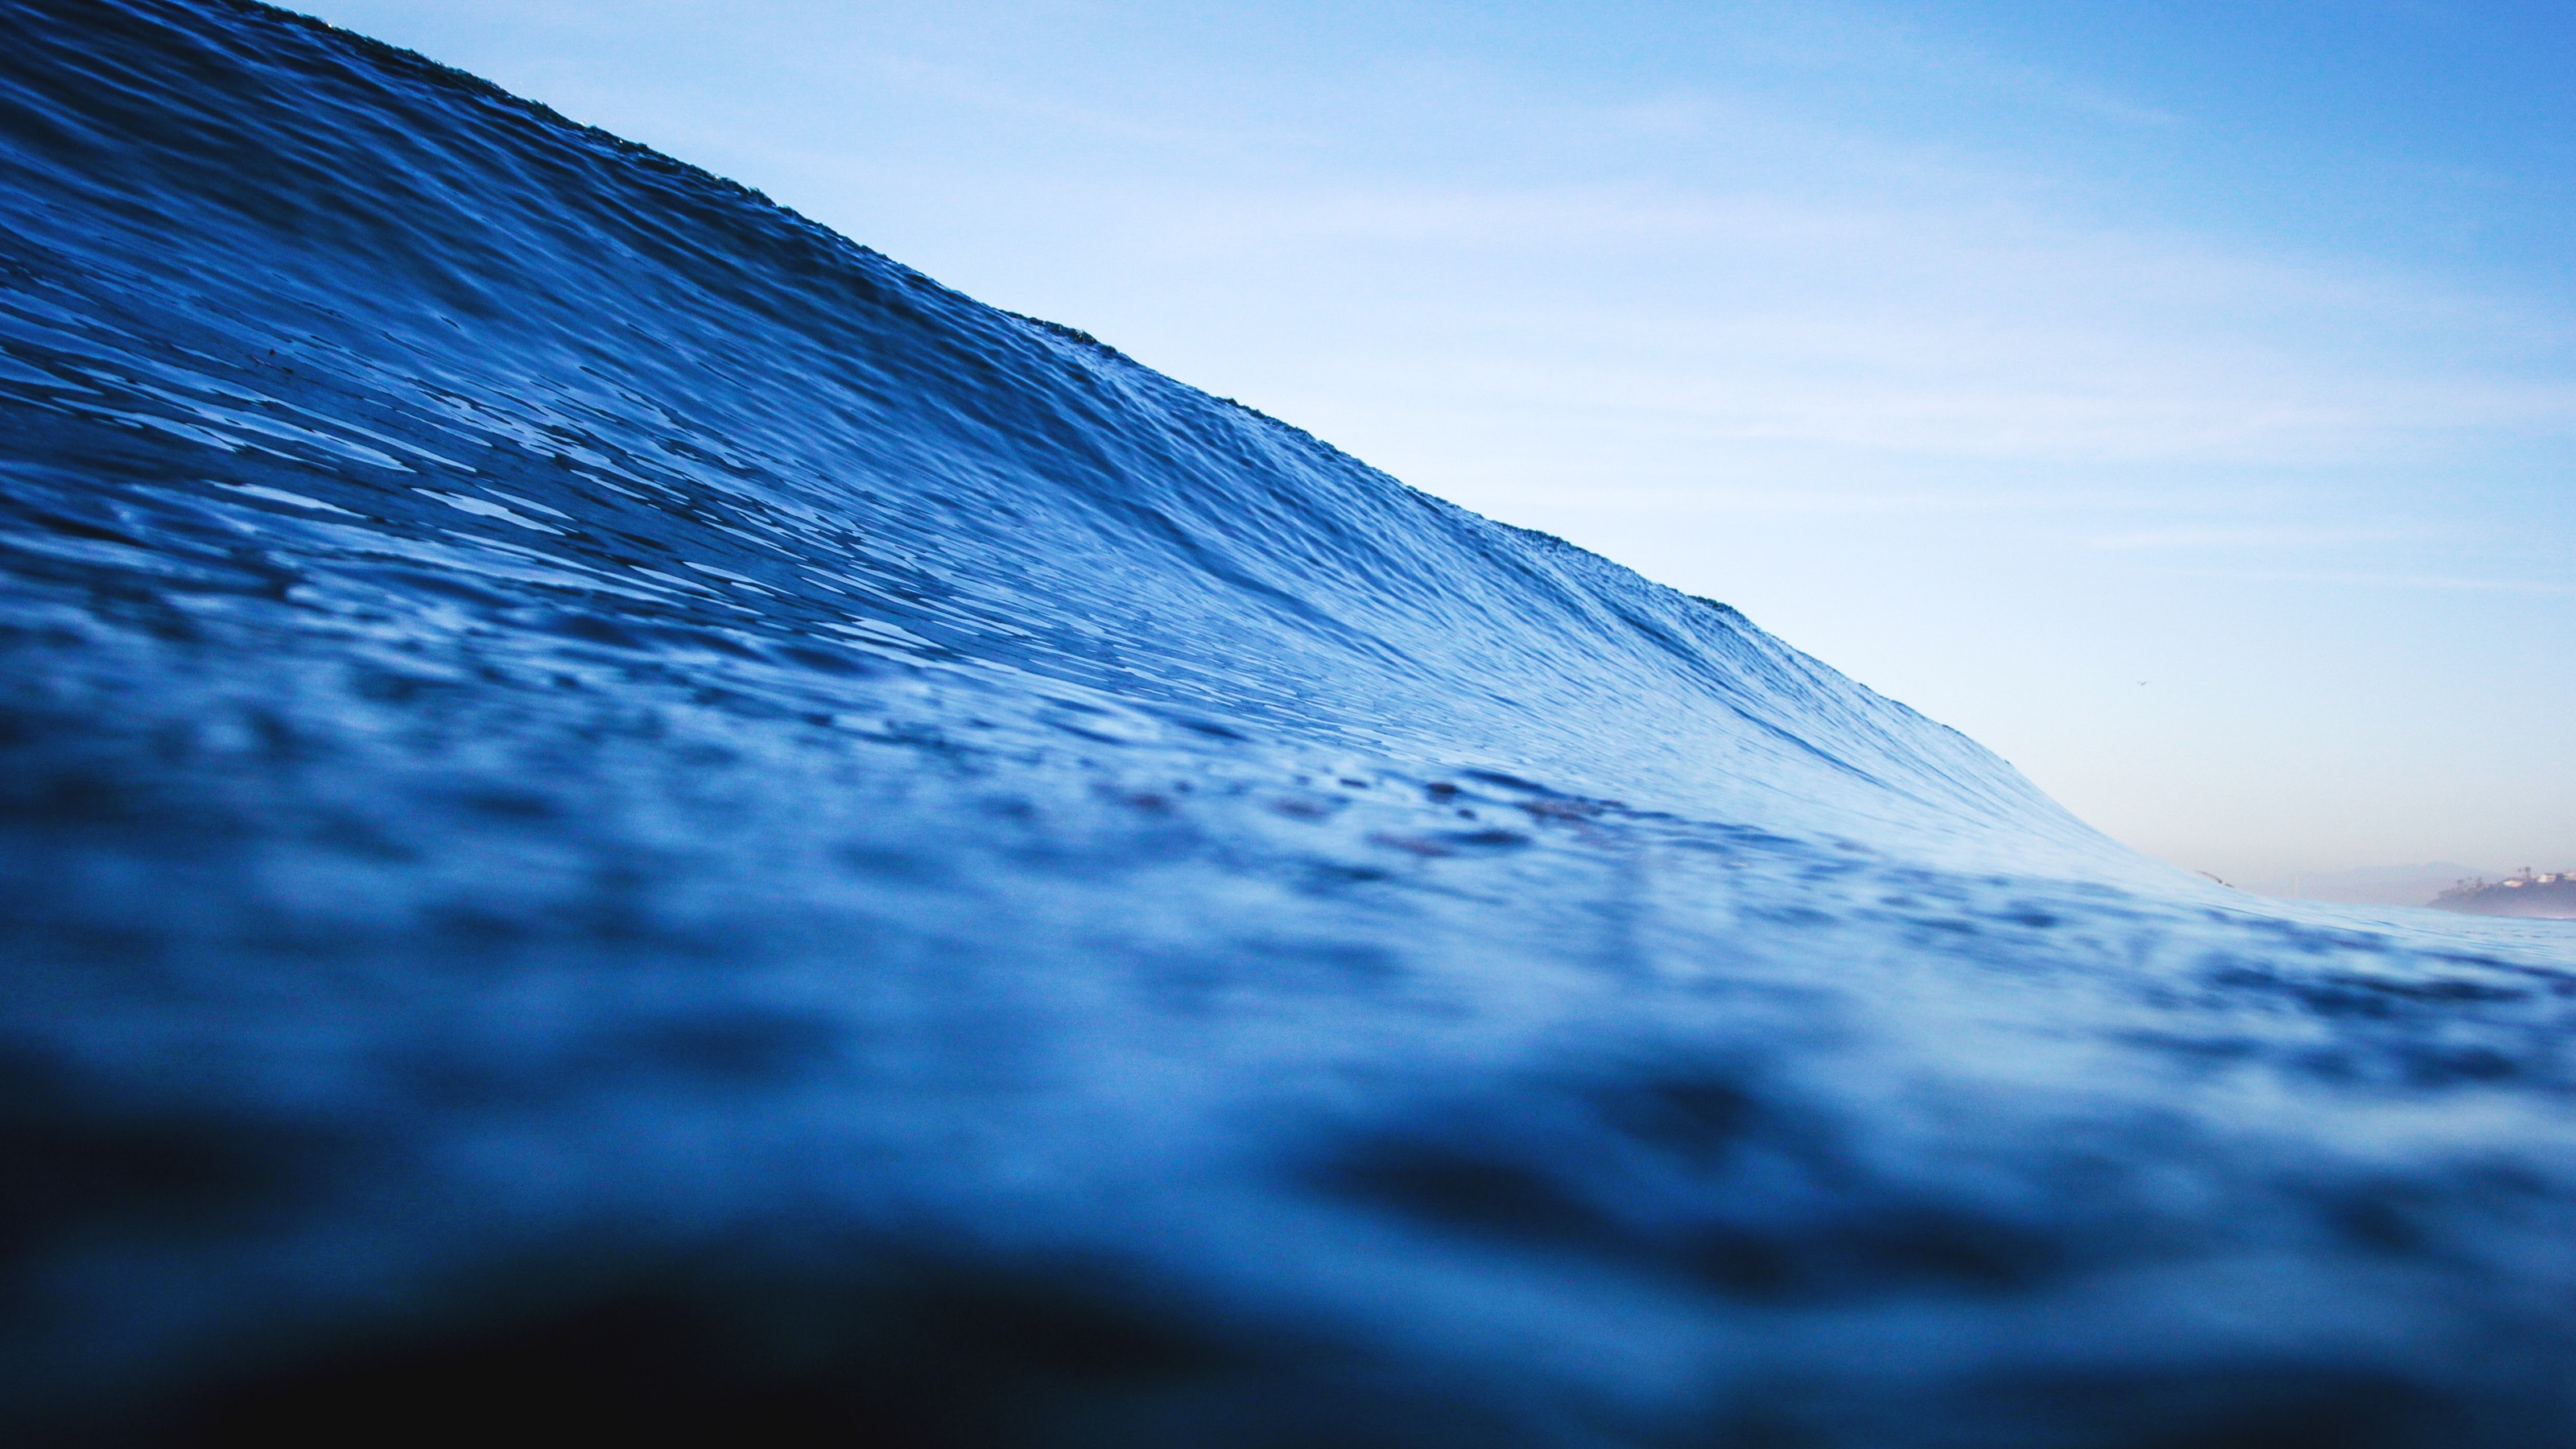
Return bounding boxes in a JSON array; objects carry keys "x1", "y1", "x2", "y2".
[{"x1": 3, "y1": 2, "x2": 2575, "y2": 1445}]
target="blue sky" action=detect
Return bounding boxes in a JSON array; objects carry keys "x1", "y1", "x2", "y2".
[{"x1": 305, "y1": 0, "x2": 2576, "y2": 893}]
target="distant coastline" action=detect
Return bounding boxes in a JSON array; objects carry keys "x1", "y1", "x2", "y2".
[{"x1": 2433, "y1": 871, "x2": 2576, "y2": 919}]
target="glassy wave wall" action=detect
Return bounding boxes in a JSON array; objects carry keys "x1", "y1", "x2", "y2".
[{"x1": 6, "y1": 2, "x2": 2576, "y2": 1444}]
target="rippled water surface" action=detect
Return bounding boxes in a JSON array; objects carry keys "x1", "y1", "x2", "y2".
[{"x1": 6, "y1": 2, "x2": 2576, "y2": 1444}]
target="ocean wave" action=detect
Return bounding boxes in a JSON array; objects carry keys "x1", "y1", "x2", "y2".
[{"x1": 6, "y1": 2, "x2": 2575, "y2": 1444}]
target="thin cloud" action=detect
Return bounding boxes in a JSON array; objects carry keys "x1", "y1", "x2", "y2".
[
  {"x1": 2187, "y1": 568, "x2": 2576, "y2": 595},
  {"x1": 1727, "y1": 3, "x2": 2183, "y2": 129},
  {"x1": 2088, "y1": 525, "x2": 2447, "y2": 551}
]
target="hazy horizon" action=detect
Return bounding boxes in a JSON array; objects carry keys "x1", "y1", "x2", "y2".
[
  {"x1": 2279, "y1": 860, "x2": 2498, "y2": 908},
  {"x1": 300, "y1": 0, "x2": 2576, "y2": 890}
]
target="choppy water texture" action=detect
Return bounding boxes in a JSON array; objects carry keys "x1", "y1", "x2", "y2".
[{"x1": 5, "y1": 2, "x2": 2576, "y2": 1444}]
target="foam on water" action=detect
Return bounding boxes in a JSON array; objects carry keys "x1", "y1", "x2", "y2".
[{"x1": 6, "y1": 2, "x2": 2576, "y2": 1443}]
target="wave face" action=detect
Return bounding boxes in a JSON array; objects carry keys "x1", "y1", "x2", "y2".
[{"x1": 5, "y1": 2, "x2": 2576, "y2": 1443}]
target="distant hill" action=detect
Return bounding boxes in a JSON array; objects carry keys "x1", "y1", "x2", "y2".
[
  {"x1": 2434, "y1": 873, "x2": 2576, "y2": 919},
  {"x1": 2291, "y1": 862, "x2": 2501, "y2": 907}
]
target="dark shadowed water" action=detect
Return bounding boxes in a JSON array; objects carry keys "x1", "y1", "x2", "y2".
[{"x1": 5, "y1": 2, "x2": 2576, "y2": 1444}]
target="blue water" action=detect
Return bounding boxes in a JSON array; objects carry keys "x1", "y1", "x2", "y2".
[{"x1": 6, "y1": 2, "x2": 2575, "y2": 1443}]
